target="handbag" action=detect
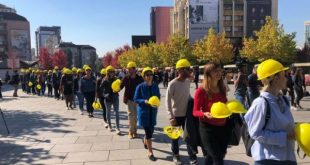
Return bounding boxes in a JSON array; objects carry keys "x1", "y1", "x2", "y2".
[{"x1": 228, "y1": 114, "x2": 243, "y2": 146}]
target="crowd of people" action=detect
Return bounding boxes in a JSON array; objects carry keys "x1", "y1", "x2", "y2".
[{"x1": 1, "y1": 58, "x2": 307, "y2": 165}]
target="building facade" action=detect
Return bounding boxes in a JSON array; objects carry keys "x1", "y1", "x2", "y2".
[
  {"x1": 150, "y1": 7, "x2": 173, "y2": 43},
  {"x1": 305, "y1": 21, "x2": 310, "y2": 45},
  {"x1": 0, "y1": 4, "x2": 31, "y2": 69},
  {"x1": 35, "y1": 26, "x2": 61, "y2": 56}
]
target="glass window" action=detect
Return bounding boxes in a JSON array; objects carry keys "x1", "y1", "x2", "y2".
[
  {"x1": 252, "y1": 8, "x2": 256, "y2": 13},
  {"x1": 224, "y1": 16, "x2": 232, "y2": 21},
  {"x1": 234, "y1": 26, "x2": 243, "y2": 32},
  {"x1": 235, "y1": 16, "x2": 243, "y2": 21},
  {"x1": 224, "y1": 4, "x2": 233, "y2": 10},
  {"x1": 225, "y1": 26, "x2": 232, "y2": 32},
  {"x1": 260, "y1": 19, "x2": 264, "y2": 25},
  {"x1": 260, "y1": 8, "x2": 264, "y2": 13},
  {"x1": 252, "y1": 20, "x2": 256, "y2": 25}
]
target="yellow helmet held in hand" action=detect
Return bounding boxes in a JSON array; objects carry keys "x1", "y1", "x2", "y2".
[
  {"x1": 127, "y1": 61, "x2": 137, "y2": 69},
  {"x1": 100, "y1": 68, "x2": 107, "y2": 75},
  {"x1": 28, "y1": 82, "x2": 33, "y2": 87},
  {"x1": 226, "y1": 100, "x2": 247, "y2": 114},
  {"x1": 295, "y1": 123, "x2": 310, "y2": 157},
  {"x1": 147, "y1": 96, "x2": 160, "y2": 107},
  {"x1": 92, "y1": 101, "x2": 102, "y2": 110},
  {"x1": 111, "y1": 79, "x2": 121, "y2": 92},
  {"x1": 210, "y1": 102, "x2": 232, "y2": 118},
  {"x1": 257, "y1": 59, "x2": 288, "y2": 80},
  {"x1": 106, "y1": 65, "x2": 115, "y2": 72},
  {"x1": 36, "y1": 84, "x2": 42, "y2": 90},
  {"x1": 176, "y1": 59, "x2": 191, "y2": 69},
  {"x1": 163, "y1": 126, "x2": 183, "y2": 140},
  {"x1": 142, "y1": 67, "x2": 153, "y2": 77}
]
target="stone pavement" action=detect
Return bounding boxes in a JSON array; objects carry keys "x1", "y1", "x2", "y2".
[{"x1": 0, "y1": 84, "x2": 310, "y2": 165}]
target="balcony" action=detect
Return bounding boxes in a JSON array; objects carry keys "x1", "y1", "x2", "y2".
[
  {"x1": 223, "y1": 10, "x2": 244, "y2": 16},
  {"x1": 224, "y1": 21, "x2": 233, "y2": 26}
]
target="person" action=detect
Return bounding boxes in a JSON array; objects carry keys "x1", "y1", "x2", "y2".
[
  {"x1": 120, "y1": 62, "x2": 144, "y2": 139},
  {"x1": 30, "y1": 70, "x2": 37, "y2": 95},
  {"x1": 134, "y1": 67, "x2": 160, "y2": 161},
  {"x1": 81, "y1": 67, "x2": 96, "y2": 117},
  {"x1": 36, "y1": 70, "x2": 44, "y2": 96},
  {"x1": 233, "y1": 65, "x2": 248, "y2": 108},
  {"x1": 163, "y1": 69, "x2": 169, "y2": 88},
  {"x1": 293, "y1": 68, "x2": 305, "y2": 109},
  {"x1": 52, "y1": 66, "x2": 61, "y2": 100},
  {"x1": 46, "y1": 70, "x2": 53, "y2": 97},
  {"x1": 11, "y1": 70, "x2": 20, "y2": 97},
  {"x1": 75, "y1": 69, "x2": 85, "y2": 115},
  {"x1": 60, "y1": 69, "x2": 74, "y2": 110},
  {"x1": 247, "y1": 66, "x2": 260, "y2": 106},
  {"x1": 244, "y1": 59, "x2": 296, "y2": 165},
  {"x1": 101, "y1": 65, "x2": 121, "y2": 135},
  {"x1": 193, "y1": 62, "x2": 232, "y2": 165},
  {"x1": 287, "y1": 70, "x2": 296, "y2": 108},
  {"x1": 96, "y1": 68, "x2": 107, "y2": 124},
  {"x1": 5, "y1": 71, "x2": 10, "y2": 84},
  {"x1": 222, "y1": 71, "x2": 230, "y2": 92},
  {"x1": 166, "y1": 59, "x2": 198, "y2": 165},
  {"x1": 0, "y1": 78, "x2": 2, "y2": 99},
  {"x1": 194, "y1": 67, "x2": 200, "y2": 89}
]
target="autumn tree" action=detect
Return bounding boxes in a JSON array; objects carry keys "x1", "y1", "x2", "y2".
[
  {"x1": 240, "y1": 16, "x2": 297, "y2": 63},
  {"x1": 193, "y1": 28, "x2": 233, "y2": 64},
  {"x1": 38, "y1": 48, "x2": 52, "y2": 69},
  {"x1": 102, "y1": 52, "x2": 113, "y2": 67},
  {"x1": 52, "y1": 49, "x2": 68, "y2": 69}
]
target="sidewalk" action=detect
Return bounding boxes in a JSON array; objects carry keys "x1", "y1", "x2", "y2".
[{"x1": 0, "y1": 85, "x2": 310, "y2": 164}]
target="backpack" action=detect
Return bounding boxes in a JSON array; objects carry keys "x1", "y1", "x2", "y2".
[{"x1": 241, "y1": 95, "x2": 289, "y2": 157}]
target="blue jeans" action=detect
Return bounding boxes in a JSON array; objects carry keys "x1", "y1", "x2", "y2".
[
  {"x1": 254, "y1": 160, "x2": 296, "y2": 165},
  {"x1": 235, "y1": 93, "x2": 247, "y2": 109},
  {"x1": 247, "y1": 88, "x2": 260, "y2": 106},
  {"x1": 104, "y1": 97, "x2": 120, "y2": 129},
  {"x1": 171, "y1": 117, "x2": 197, "y2": 161},
  {"x1": 76, "y1": 92, "x2": 84, "y2": 111}
]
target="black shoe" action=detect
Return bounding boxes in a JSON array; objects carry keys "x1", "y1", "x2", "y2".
[
  {"x1": 173, "y1": 155, "x2": 181, "y2": 165},
  {"x1": 148, "y1": 154, "x2": 156, "y2": 161},
  {"x1": 142, "y1": 139, "x2": 147, "y2": 149}
]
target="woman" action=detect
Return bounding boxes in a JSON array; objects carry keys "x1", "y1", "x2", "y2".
[
  {"x1": 134, "y1": 67, "x2": 160, "y2": 161},
  {"x1": 61, "y1": 69, "x2": 74, "y2": 110},
  {"x1": 101, "y1": 66, "x2": 121, "y2": 135},
  {"x1": 97, "y1": 68, "x2": 107, "y2": 124},
  {"x1": 293, "y1": 68, "x2": 305, "y2": 109},
  {"x1": 193, "y1": 62, "x2": 231, "y2": 165},
  {"x1": 245, "y1": 59, "x2": 296, "y2": 165},
  {"x1": 81, "y1": 67, "x2": 96, "y2": 117},
  {"x1": 75, "y1": 69, "x2": 85, "y2": 115}
]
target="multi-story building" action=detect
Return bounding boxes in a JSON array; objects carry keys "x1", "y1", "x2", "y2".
[
  {"x1": 305, "y1": 21, "x2": 310, "y2": 45},
  {"x1": 79, "y1": 45, "x2": 97, "y2": 69},
  {"x1": 0, "y1": 4, "x2": 31, "y2": 69},
  {"x1": 35, "y1": 26, "x2": 61, "y2": 56},
  {"x1": 150, "y1": 7, "x2": 173, "y2": 43},
  {"x1": 173, "y1": 0, "x2": 278, "y2": 44}
]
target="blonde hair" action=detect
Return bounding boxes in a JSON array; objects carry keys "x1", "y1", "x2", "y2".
[{"x1": 202, "y1": 63, "x2": 226, "y2": 99}]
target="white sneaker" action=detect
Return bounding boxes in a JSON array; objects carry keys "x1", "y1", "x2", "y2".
[
  {"x1": 80, "y1": 112, "x2": 83, "y2": 115},
  {"x1": 108, "y1": 127, "x2": 113, "y2": 132},
  {"x1": 116, "y1": 129, "x2": 121, "y2": 135},
  {"x1": 291, "y1": 107, "x2": 298, "y2": 111},
  {"x1": 104, "y1": 124, "x2": 109, "y2": 128}
]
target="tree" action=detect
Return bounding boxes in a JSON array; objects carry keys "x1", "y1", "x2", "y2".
[
  {"x1": 52, "y1": 49, "x2": 68, "y2": 69},
  {"x1": 102, "y1": 52, "x2": 113, "y2": 67},
  {"x1": 38, "y1": 48, "x2": 52, "y2": 69},
  {"x1": 240, "y1": 16, "x2": 297, "y2": 63},
  {"x1": 193, "y1": 28, "x2": 233, "y2": 64}
]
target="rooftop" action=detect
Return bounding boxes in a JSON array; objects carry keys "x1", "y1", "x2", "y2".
[{"x1": 0, "y1": 12, "x2": 28, "y2": 22}]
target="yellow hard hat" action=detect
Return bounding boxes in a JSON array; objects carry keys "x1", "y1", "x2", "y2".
[
  {"x1": 127, "y1": 61, "x2": 137, "y2": 69},
  {"x1": 106, "y1": 65, "x2": 115, "y2": 72},
  {"x1": 85, "y1": 66, "x2": 92, "y2": 71},
  {"x1": 48, "y1": 70, "x2": 52, "y2": 73},
  {"x1": 111, "y1": 79, "x2": 121, "y2": 92},
  {"x1": 226, "y1": 100, "x2": 247, "y2": 114},
  {"x1": 176, "y1": 59, "x2": 191, "y2": 69},
  {"x1": 100, "y1": 68, "x2": 107, "y2": 75},
  {"x1": 257, "y1": 59, "x2": 288, "y2": 80},
  {"x1": 36, "y1": 84, "x2": 42, "y2": 90},
  {"x1": 147, "y1": 96, "x2": 160, "y2": 107},
  {"x1": 64, "y1": 69, "x2": 73, "y2": 75},
  {"x1": 92, "y1": 101, "x2": 102, "y2": 110},
  {"x1": 83, "y1": 64, "x2": 90, "y2": 70},
  {"x1": 77, "y1": 68, "x2": 84, "y2": 73},
  {"x1": 163, "y1": 126, "x2": 183, "y2": 140},
  {"x1": 142, "y1": 67, "x2": 154, "y2": 77},
  {"x1": 72, "y1": 67, "x2": 78, "y2": 73},
  {"x1": 295, "y1": 123, "x2": 310, "y2": 157},
  {"x1": 210, "y1": 102, "x2": 232, "y2": 118},
  {"x1": 28, "y1": 82, "x2": 33, "y2": 87},
  {"x1": 54, "y1": 66, "x2": 59, "y2": 70}
]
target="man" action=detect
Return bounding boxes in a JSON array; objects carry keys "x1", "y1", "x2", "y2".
[
  {"x1": 11, "y1": 70, "x2": 20, "y2": 97},
  {"x1": 120, "y1": 61, "x2": 143, "y2": 139},
  {"x1": 166, "y1": 59, "x2": 197, "y2": 165},
  {"x1": 233, "y1": 65, "x2": 248, "y2": 108},
  {"x1": 52, "y1": 66, "x2": 61, "y2": 100},
  {"x1": 247, "y1": 66, "x2": 260, "y2": 106}
]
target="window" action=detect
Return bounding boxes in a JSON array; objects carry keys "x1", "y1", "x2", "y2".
[
  {"x1": 225, "y1": 26, "x2": 232, "y2": 32},
  {"x1": 260, "y1": 19, "x2": 264, "y2": 25},
  {"x1": 235, "y1": 4, "x2": 243, "y2": 10},
  {"x1": 234, "y1": 26, "x2": 243, "y2": 32},
  {"x1": 252, "y1": 8, "x2": 256, "y2": 13},
  {"x1": 224, "y1": 4, "x2": 232, "y2": 10},
  {"x1": 224, "y1": 16, "x2": 232, "y2": 21},
  {"x1": 252, "y1": 19, "x2": 256, "y2": 25},
  {"x1": 260, "y1": 8, "x2": 264, "y2": 13},
  {"x1": 235, "y1": 16, "x2": 243, "y2": 21}
]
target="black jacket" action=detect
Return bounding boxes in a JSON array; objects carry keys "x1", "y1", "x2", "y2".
[{"x1": 100, "y1": 77, "x2": 118, "y2": 102}]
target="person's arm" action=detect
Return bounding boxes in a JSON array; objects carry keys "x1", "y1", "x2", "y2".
[
  {"x1": 165, "y1": 83, "x2": 174, "y2": 118},
  {"x1": 234, "y1": 73, "x2": 240, "y2": 88},
  {"x1": 244, "y1": 98, "x2": 288, "y2": 147},
  {"x1": 192, "y1": 88, "x2": 205, "y2": 117},
  {"x1": 134, "y1": 85, "x2": 147, "y2": 105}
]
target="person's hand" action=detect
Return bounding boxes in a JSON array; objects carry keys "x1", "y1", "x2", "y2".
[
  {"x1": 287, "y1": 130, "x2": 296, "y2": 140},
  {"x1": 204, "y1": 112, "x2": 213, "y2": 119},
  {"x1": 144, "y1": 100, "x2": 148, "y2": 104},
  {"x1": 170, "y1": 117, "x2": 177, "y2": 126}
]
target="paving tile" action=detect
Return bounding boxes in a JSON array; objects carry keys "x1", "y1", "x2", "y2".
[
  {"x1": 50, "y1": 144, "x2": 92, "y2": 153},
  {"x1": 75, "y1": 136, "x2": 113, "y2": 144},
  {"x1": 64, "y1": 131, "x2": 98, "y2": 137},
  {"x1": 85, "y1": 160, "x2": 130, "y2": 165},
  {"x1": 43, "y1": 137, "x2": 79, "y2": 144},
  {"x1": 17, "y1": 152, "x2": 67, "y2": 164},
  {"x1": 91, "y1": 141, "x2": 129, "y2": 151},
  {"x1": 63, "y1": 151, "x2": 109, "y2": 163}
]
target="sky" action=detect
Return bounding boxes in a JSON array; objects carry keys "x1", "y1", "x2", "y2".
[{"x1": 1, "y1": 0, "x2": 309, "y2": 57}]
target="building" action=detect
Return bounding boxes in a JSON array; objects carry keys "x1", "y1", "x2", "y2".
[
  {"x1": 173, "y1": 0, "x2": 278, "y2": 44},
  {"x1": 0, "y1": 4, "x2": 31, "y2": 69},
  {"x1": 305, "y1": 21, "x2": 310, "y2": 45},
  {"x1": 35, "y1": 26, "x2": 61, "y2": 56},
  {"x1": 150, "y1": 7, "x2": 173, "y2": 43},
  {"x1": 131, "y1": 35, "x2": 156, "y2": 48},
  {"x1": 57, "y1": 42, "x2": 97, "y2": 69}
]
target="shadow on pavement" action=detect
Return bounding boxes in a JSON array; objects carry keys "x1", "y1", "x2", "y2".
[{"x1": 0, "y1": 109, "x2": 76, "y2": 164}]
